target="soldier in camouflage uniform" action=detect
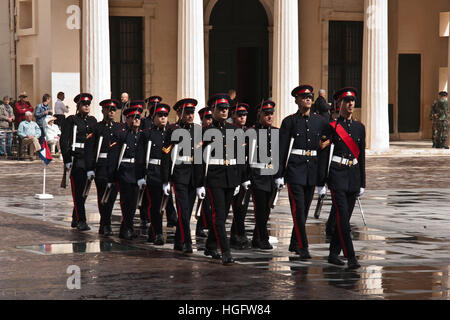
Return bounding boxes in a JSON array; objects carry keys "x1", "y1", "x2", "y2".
[{"x1": 431, "y1": 92, "x2": 449, "y2": 149}]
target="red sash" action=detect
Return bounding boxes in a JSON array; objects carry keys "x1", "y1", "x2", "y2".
[{"x1": 330, "y1": 121, "x2": 360, "y2": 159}]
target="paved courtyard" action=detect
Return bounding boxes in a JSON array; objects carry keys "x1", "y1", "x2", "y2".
[{"x1": 1, "y1": 141, "x2": 450, "y2": 300}]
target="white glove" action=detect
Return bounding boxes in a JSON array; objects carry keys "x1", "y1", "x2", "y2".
[
  {"x1": 196, "y1": 187, "x2": 206, "y2": 200},
  {"x1": 358, "y1": 188, "x2": 365, "y2": 197},
  {"x1": 275, "y1": 177, "x2": 285, "y2": 190},
  {"x1": 87, "y1": 171, "x2": 95, "y2": 180},
  {"x1": 65, "y1": 163, "x2": 72, "y2": 170},
  {"x1": 317, "y1": 186, "x2": 327, "y2": 197},
  {"x1": 137, "y1": 178, "x2": 147, "y2": 189},
  {"x1": 241, "y1": 180, "x2": 251, "y2": 191},
  {"x1": 234, "y1": 185, "x2": 240, "y2": 196},
  {"x1": 163, "y1": 183, "x2": 171, "y2": 196}
]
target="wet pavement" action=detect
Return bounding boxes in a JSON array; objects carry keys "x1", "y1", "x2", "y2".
[{"x1": 1, "y1": 150, "x2": 450, "y2": 300}]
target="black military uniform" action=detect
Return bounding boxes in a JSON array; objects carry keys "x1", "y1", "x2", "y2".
[
  {"x1": 85, "y1": 99, "x2": 122, "y2": 236},
  {"x1": 321, "y1": 87, "x2": 365, "y2": 269},
  {"x1": 141, "y1": 96, "x2": 162, "y2": 130},
  {"x1": 276, "y1": 85, "x2": 329, "y2": 259},
  {"x1": 108, "y1": 101, "x2": 144, "y2": 240},
  {"x1": 194, "y1": 106, "x2": 215, "y2": 239},
  {"x1": 230, "y1": 103, "x2": 251, "y2": 249},
  {"x1": 249, "y1": 101, "x2": 278, "y2": 250},
  {"x1": 60, "y1": 93, "x2": 98, "y2": 231},
  {"x1": 136, "y1": 103, "x2": 172, "y2": 245},
  {"x1": 202, "y1": 94, "x2": 244, "y2": 265},
  {"x1": 161, "y1": 99, "x2": 203, "y2": 253}
]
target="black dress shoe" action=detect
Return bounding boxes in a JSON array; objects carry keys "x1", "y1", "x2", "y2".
[
  {"x1": 239, "y1": 235, "x2": 250, "y2": 248},
  {"x1": 298, "y1": 248, "x2": 311, "y2": 259},
  {"x1": 230, "y1": 235, "x2": 244, "y2": 250},
  {"x1": 328, "y1": 254, "x2": 345, "y2": 266},
  {"x1": 183, "y1": 242, "x2": 193, "y2": 254},
  {"x1": 347, "y1": 257, "x2": 361, "y2": 269},
  {"x1": 147, "y1": 233, "x2": 155, "y2": 243},
  {"x1": 260, "y1": 240, "x2": 273, "y2": 250},
  {"x1": 71, "y1": 219, "x2": 78, "y2": 228},
  {"x1": 154, "y1": 234, "x2": 164, "y2": 246},
  {"x1": 204, "y1": 248, "x2": 221, "y2": 260},
  {"x1": 77, "y1": 221, "x2": 91, "y2": 231},
  {"x1": 102, "y1": 225, "x2": 113, "y2": 236},
  {"x1": 222, "y1": 251, "x2": 235, "y2": 265},
  {"x1": 119, "y1": 229, "x2": 134, "y2": 240}
]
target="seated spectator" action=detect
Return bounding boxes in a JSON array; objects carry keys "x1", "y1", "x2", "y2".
[
  {"x1": 17, "y1": 111, "x2": 41, "y2": 160},
  {"x1": 14, "y1": 92, "x2": 33, "y2": 129},
  {"x1": 45, "y1": 115, "x2": 61, "y2": 155},
  {"x1": 35, "y1": 93, "x2": 52, "y2": 145},
  {"x1": 0, "y1": 96, "x2": 15, "y2": 156}
]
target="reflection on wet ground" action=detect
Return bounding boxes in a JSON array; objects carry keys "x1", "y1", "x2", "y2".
[{"x1": 2, "y1": 158, "x2": 450, "y2": 299}]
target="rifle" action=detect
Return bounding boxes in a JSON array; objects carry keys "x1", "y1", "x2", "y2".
[
  {"x1": 314, "y1": 142, "x2": 335, "y2": 219},
  {"x1": 269, "y1": 137, "x2": 294, "y2": 209},
  {"x1": 194, "y1": 144, "x2": 211, "y2": 220},
  {"x1": 101, "y1": 143, "x2": 127, "y2": 205},
  {"x1": 61, "y1": 125, "x2": 77, "y2": 188},
  {"x1": 136, "y1": 140, "x2": 152, "y2": 210},
  {"x1": 83, "y1": 136, "x2": 103, "y2": 198},
  {"x1": 160, "y1": 143, "x2": 179, "y2": 214}
]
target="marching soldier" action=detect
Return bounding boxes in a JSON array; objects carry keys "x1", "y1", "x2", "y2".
[
  {"x1": 161, "y1": 98, "x2": 203, "y2": 253},
  {"x1": 249, "y1": 101, "x2": 277, "y2": 250},
  {"x1": 321, "y1": 87, "x2": 365, "y2": 269},
  {"x1": 141, "y1": 96, "x2": 162, "y2": 130},
  {"x1": 230, "y1": 103, "x2": 252, "y2": 250},
  {"x1": 136, "y1": 103, "x2": 172, "y2": 245},
  {"x1": 84, "y1": 99, "x2": 122, "y2": 236},
  {"x1": 195, "y1": 106, "x2": 214, "y2": 238},
  {"x1": 108, "y1": 101, "x2": 144, "y2": 240},
  {"x1": 275, "y1": 85, "x2": 329, "y2": 259},
  {"x1": 201, "y1": 93, "x2": 246, "y2": 265},
  {"x1": 60, "y1": 93, "x2": 97, "y2": 231}
]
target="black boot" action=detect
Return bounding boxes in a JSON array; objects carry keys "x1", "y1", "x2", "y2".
[
  {"x1": 154, "y1": 234, "x2": 164, "y2": 246},
  {"x1": 102, "y1": 225, "x2": 113, "y2": 236},
  {"x1": 204, "y1": 248, "x2": 221, "y2": 260},
  {"x1": 260, "y1": 240, "x2": 273, "y2": 250},
  {"x1": 347, "y1": 256, "x2": 361, "y2": 269},
  {"x1": 77, "y1": 221, "x2": 91, "y2": 231},
  {"x1": 222, "y1": 251, "x2": 235, "y2": 265},
  {"x1": 328, "y1": 254, "x2": 345, "y2": 266},
  {"x1": 71, "y1": 219, "x2": 78, "y2": 228},
  {"x1": 119, "y1": 229, "x2": 134, "y2": 240},
  {"x1": 298, "y1": 248, "x2": 311, "y2": 259},
  {"x1": 183, "y1": 242, "x2": 193, "y2": 254},
  {"x1": 230, "y1": 234, "x2": 244, "y2": 250}
]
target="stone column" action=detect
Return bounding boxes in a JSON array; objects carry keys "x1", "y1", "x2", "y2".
[
  {"x1": 272, "y1": 0, "x2": 299, "y2": 127},
  {"x1": 81, "y1": 0, "x2": 111, "y2": 120},
  {"x1": 177, "y1": 0, "x2": 205, "y2": 124},
  {"x1": 361, "y1": 0, "x2": 390, "y2": 152}
]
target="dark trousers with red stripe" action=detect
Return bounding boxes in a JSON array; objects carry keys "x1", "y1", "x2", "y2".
[
  {"x1": 95, "y1": 177, "x2": 118, "y2": 227},
  {"x1": 206, "y1": 187, "x2": 235, "y2": 253},
  {"x1": 143, "y1": 184, "x2": 163, "y2": 236},
  {"x1": 70, "y1": 167, "x2": 88, "y2": 223},
  {"x1": 231, "y1": 188, "x2": 251, "y2": 237},
  {"x1": 329, "y1": 190, "x2": 357, "y2": 258},
  {"x1": 250, "y1": 188, "x2": 272, "y2": 242},
  {"x1": 286, "y1": 184, "x2": 315, "y2": 250},
  {"x1": 117, "y1": 180, "x2": 139, "y2": 233},
  {"x1": 173, "y1": 183, "x2": 196, "y2": 245}
]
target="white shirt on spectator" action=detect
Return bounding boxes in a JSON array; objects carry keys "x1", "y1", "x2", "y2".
[{"x1": 54, "y1": 99, "x2": 69, "y2": 115}]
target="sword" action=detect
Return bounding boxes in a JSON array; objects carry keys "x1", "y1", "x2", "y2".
[
  {"x1": 83, "y1": 136, "x2": 103, "y2": 198},
  {"x1": 136, "y1": 140, "x2": 152, "y2": 210},
  {"x1": 314, "y1": 142, "x2": 335, "y2": 219},
  {"x1": 61, "y1": 125, "x2": 77, "y2": 189},
  {"x1": 357, "y1": 197, "x2": 367, "y2": 226},
  {"x1": 160, "y1": 143, "x2": 179, "y2": 214},
  {"x1": 270, "y1": 137, "x2": 294, "y2": 209},
  {"x1": 240, "y1": 138, "x2": 257, "y2": 206},
  {"x1": 195, "y1": 144, "x2": 211, "y2": 220}
]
